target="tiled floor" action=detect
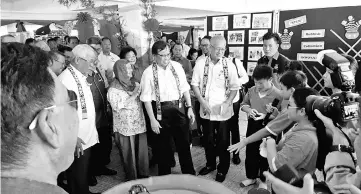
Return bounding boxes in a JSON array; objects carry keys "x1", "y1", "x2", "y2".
[{"x1": 90, "y1": 112, "x2": 254, "y2": 194}]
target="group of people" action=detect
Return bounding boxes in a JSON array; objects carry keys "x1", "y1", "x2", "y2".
[{"x1": 1, "y1": 29, "x2": 361, "y2": 194}]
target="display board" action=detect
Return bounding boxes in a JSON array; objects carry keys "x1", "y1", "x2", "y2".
[
  {"x1": 206, "y1": 12, "x2": 274, "y2": 76},
  {"x1": 279, "y1": 6, "x2": 361, "y2": 95}
]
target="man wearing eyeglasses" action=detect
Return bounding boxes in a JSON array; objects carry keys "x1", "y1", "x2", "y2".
[
  {"x1": 191, "y1": 35, "x2": 240, "y2": 182},
  {"x1": 196, "y1": 36, "x2": 212, "y2": 62},
  {"x1": 1, "y1": 43, "x2": 79, "y2": 194},
  {"x1": 49, "y1": 51, "x2": 66, "y2": 76},
  {"x1": 58, "y1": 44, "x2": 100, "y2": 194}
]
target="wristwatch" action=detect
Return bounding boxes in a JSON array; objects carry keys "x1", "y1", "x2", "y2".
[
  {"x1": 185, "y1": 104, "x2": 193, "y2": 110},
  {"x1": 330, "y1": 145, "x2": 354, "y2": 153}
]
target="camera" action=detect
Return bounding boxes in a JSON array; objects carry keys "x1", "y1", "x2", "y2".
[
  {"x1": 317, "y1": 50, "x2": 355, "y2": 91},
  {"x1": 305, "y1": 92, "x2": 359, "y2": 126}
]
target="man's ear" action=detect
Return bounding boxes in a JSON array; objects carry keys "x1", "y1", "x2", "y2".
[
  {"x1": 36, "y1": 109, "x2": 61, "y2": 149},
  {"x1": 290, "y1": 87, "x2": 295, "y2": 93}
]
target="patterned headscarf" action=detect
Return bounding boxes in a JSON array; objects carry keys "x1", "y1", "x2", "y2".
[{"x1": 112, "y1": 59, "x2": 136, "y2": 91}]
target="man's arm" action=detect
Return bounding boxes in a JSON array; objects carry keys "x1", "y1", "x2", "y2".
[{"x1": 144, "y1": 101, "x2": 156, "y2": 121}]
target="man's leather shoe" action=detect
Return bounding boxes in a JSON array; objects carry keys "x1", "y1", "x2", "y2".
[
  {"x1": 215, "y1": 172, "x2": 226, "y2": 182},
  {"x1": 88, "y1": 176, "x2": 97, "y2": 186},
  {"x1": 198, "y1": 166, "x2": 216, "y2": 175},
  {"x1": 95, "y1": 167, "x2": 117, "y2": 176},
  {"x1": 232, "y1": 155, "x2": 241, "y2": 165}
]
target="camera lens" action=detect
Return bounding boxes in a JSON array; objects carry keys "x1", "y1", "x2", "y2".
[{"x1": 306, "y1": 95, "x2": 333, "y2": 119}]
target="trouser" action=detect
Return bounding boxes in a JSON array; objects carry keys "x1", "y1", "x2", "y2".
[
  {"x1": 89, "y1": 126, "x2": 113, "y2": 175},
  {"x1": 228, "y1": 100, "x2": 241, "y2": 154},
  {"x1": 114, "y1": 132, "x2": 149, "y2": 180},
  {"x1": 245, "y1": 118, "x2": 269, "y2": 181},
  {"x1": 151, "y1": 101, "x2": 195, "y2": 175},
  {"x1": 143, "y1": 104, "x2": 155, "y2": 162},
  {"x1": 66, "y1": 147, "x2": 91, "y2": 194},
  {"x1": 201, "y1": 118, "x2": 231, "y2": 174}
]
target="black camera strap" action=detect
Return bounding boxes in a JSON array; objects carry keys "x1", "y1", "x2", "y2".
[{"x1": 335, "y1": 123, "x2": 357, "y2": 166}]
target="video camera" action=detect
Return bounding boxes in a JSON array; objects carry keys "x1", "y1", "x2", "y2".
[{"x1": 305, "y1": 50, "x2": 359, "y2": 126}]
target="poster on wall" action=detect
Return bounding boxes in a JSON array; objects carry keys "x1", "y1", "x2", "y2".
[
  {"x1": 209, "y1": 31, "x2": 224, "y2": 37},
  {"x1": 249, "y1": 29, "x2": 268, "y2": 44},
  {"x1": 248, "y1": 47, "x2": 264, "y2": 61},
  {"x1": 227, "y1": 30, "x2": 245, "y2": 44},
  {"x1": 247, "y1": 62, "x2": 257, "y2": 76},
  {"x1": 252, "y1": 13, "x2": 272, "y2": 29},
  {"x1": 301, "y1": 41, "x2": 325, "y2": 50},
  {"x1": 233, "y1": 14, "x2": 251, "y2": 28},
  {"x1": 212, "y1": 16, "x2": 228, "y2": 31},
  {"x1": 229, "y1": 47, "x2": 244, "y2": 60},
  {"x1": 301, "y1": 29, "x2": 325, "y2": 38}
]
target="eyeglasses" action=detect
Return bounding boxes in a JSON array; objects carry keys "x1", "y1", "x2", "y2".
[
  {"x1": 287, "y1": 104, "x2": 299, "y2": 109},
  {"x1": 28, "y1": 90, "x2": 78, "y2": 130},
  {"x1": 211, "y1": 45, "x2": 226, "y2": 52},
  {"x1": 79, "y1": 57, "x2": 97, "y2": 65},
  {"x1": 201, "y1": 44, "x2": 210, "y2": 47},
  {"x1": 157, "y1": 53, "x2": 171, "y2": 58}
]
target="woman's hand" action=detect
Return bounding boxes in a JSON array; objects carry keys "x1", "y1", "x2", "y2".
[
  {"x1": 263, "y1": 172, "x2": 315, "y2": 194},
  {"x1": 150, "y1": 118, "x2": 162, "y2": 134}
]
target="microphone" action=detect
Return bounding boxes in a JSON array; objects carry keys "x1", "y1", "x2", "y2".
[{"x1": 262, "y1": 98, "x2": 280, "y2": 126}]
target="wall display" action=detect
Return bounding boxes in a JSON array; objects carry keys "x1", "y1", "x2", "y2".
[
  {"x1": 284, "y1": 15, "x2": 307, "y2": 28},
  {"x1": 247, "y1": 62, "x2": 257, "y2": 76},
  {"x1": 301, "y1": 29, "x2": 325, "y2": 38},
  {"x1": 229, "y1": 47, "x2": 244, "y2": 60},
  {"x1": 278, "y1": 29, "x2": 294, "y2": 50},
  {"x1": 249, "y1": 29, "x2": 268, "y2": 44},
  {"x1": 248, "y1": 47, "x2": 264, "y2": 61},
  {"x1": 233, "y1": 14, "x2": 251, "y2": 28},
  {"x1": 301, "y1": 41, "x2": 325, "y2": 50},
  {"x1": 212, "y1": 16, "x2": 228, "y2": 31},
  {"x1": 297, "y1": 53, "x2": 318, "y2": 62},
  {"x1": 228, "y1": 30, "x2": 245, "y2": 44},
  {"x1": 209, "y1": 31, "x2": 224, "y2": 37},
  {"x1": 252, "y1": 13, "x2": 272, "y2": 29},
  {"x1": 341, "y1": 15, "x2": 361, "y2": 39}
]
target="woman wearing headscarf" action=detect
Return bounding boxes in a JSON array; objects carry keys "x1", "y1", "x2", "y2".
[{"x1": 107, "y1": 59, "x2": 149, "y2": 181}]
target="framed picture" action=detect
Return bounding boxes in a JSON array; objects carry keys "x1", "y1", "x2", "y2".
[
  {"x1": 233, "y1": 14, "x2": 251, "y2": 28},
  {"x1": 247, "y1": 62, "x2": 257, "y2": 76},
  {"x1": 248, "y1": 47, "x2": 264, "y2": 61},
  {"x1": 229, "y1": 47, "x2": 244, "y2": 60},
  {"x1": 227, "y1": 30, "x2": 245, "y2": 44},
  {"x1": 252, "y1": 13, "x2": 272, "y2": 29},
  {"x1": 249, "y1": 29, "x2": 268, "y2": 44},
  {"x1": 209, "y1": 31, "x2": 224, "y2": 37},
  {"x1": 212, "y1": 16, "x2": 228, "y2": 31}
]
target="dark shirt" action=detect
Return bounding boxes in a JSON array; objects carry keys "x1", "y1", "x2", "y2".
[
  {"x1": 1, "y1": 177, "x2": 68, "y2": 194},
  {"x1": 257, "y1": 52, "x2": 291, "y2": 75},
  {"x1": 132, "y1": 60, "x2": 148, "y2": 83},
  {"x1": 87, "y1": 68, "x2": 109, "y2": 129},
  {"x1": 171, "y1": 56, "x2": 193, "y2": 83}
]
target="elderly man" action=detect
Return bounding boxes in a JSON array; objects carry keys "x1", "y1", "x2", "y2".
[
  {"x1": 258, "y1": 32, "x2": 290, "y2": 88},
  {"x1": 191, "y1": 35, "x2": 240, "y2": 182},
  {"x1": 58, "y1": 44, "x2": 100, "y2": 194},
  {"x1": 140, "y1": 40, "x2": 196, "y2": 176},
  {"x1": 178, "y1": 35, "x2": 190, "y2": 58},
  {"x1": 1, "y1": 34, "x2": 16, "y2": 43},
  {"x1": 1, "y1": 42, "x2": 79, "y2": 193}
]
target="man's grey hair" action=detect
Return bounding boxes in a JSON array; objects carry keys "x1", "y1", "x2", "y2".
[
  {"x1": 210, "y1": 35, "x2": 226, "y2": 45},
  {"x1": 72, "y1": 44, "x2": 97, "y2": 60}
]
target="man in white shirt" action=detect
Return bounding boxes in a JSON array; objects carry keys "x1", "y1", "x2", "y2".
[
  {"x1": 58, "y1": 44, "x2": 99, "y2": 194},
  {"x1": 98, "y1": 37, "x2": 120, "y2": 82},
  {"x1": 196, "y1": 36, "x2": 212, "y2": 62},
  {"x1": 178, "y1": 35, "x2": 190, "y2": 58},
  {"x1": 191, "y1": 35, "x2": 240, "y2": 182},
  {"x1": 227, "y1": 57, "x2": 249, "y2": 165},
  {"x1": 140, "y1": 40, "x2": 196, "y2": 176}
]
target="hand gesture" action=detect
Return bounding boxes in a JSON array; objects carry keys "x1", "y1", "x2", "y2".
[
  {"x1": 187, "y1": 108, "x2": 195, "y2": 124},
  {"x1": 248, "y1": 109, "x2": 259, "y2": 119},
  {"x1": 263, "y1": 172, "x2": 314, "y2": 194},
  {"x1": 228, "y1": 139, "x2": 248, "y2": 154},
  {"x1": 75, "y1": 137, "x2": 86, "y2": 158},
  {"x1": 150, "y1": 118, "x2": 162, "y2": 134},
  {"x1": 266, "y1": 103, "x2": 277, "y2": 113}
]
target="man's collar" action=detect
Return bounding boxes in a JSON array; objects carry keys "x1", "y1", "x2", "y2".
[
  {"x1": 272, "y1": 52, "x2": 280, "y2": 60},
  {"x1": 101, "y1": 51, "x2": 111, "y2": 56},
  {"x1": 171, "y1": 56, "x2": 182, "y2": 61},
  {"x1": 69, "y1": 64, "x2": 87, "y2": 78}
]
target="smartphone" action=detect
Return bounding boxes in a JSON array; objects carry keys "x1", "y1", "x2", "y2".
[{"x1": 273, "y1": 163, "x2": 300, "y2": 185}]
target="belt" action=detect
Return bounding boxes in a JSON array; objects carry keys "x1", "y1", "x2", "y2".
[{"x1": 160, "y1": 100, "x2": 180, "y2": 106}]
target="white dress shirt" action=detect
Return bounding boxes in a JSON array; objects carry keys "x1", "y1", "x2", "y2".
[
  {"x1": 182, "y1": 44, "x2": 190, "y2": 58},
  {"x1": 58, "y1": 65, "x2": 99, "y2": 150},
  {"x1": 140, "y1": 61, "x2": 190, "y2": 102},
  {"x1": 231, "y1": 57, "x2": 249, "y2": 103},
  {"x1": 98, "y1": 51, "x2": 120, "y2": 72},
  {"x1": 191, "y1": 57, "x2": 240, "y2": 121}
]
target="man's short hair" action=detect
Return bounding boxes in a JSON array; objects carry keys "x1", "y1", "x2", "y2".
[
  {"x1": 72, "y1": 44, "x2": 97, "y2": 60},
  {"x1": 289, "y1": 60, "x2": 304, "y2": 71},
  {"x1": 152, "y1": 41, "x2": 168, "y2": 55},
  {"x1": 47, "y1": 38, "x2": 55, "y2": 44},
  {"x1": 119, "y1": 46, "x2": 137, "y2": 59},
  {"x1": 1, "y1": 43, "x2": 55, "y2": 170},
  {"x1": 279, "y1": 70, "x2": 307, "y2": 89},
  {"x1": 67, "y1": 36, "x2": 79, "y2": 43},
  {"x1": 101, "y1": 37, "x2": 111, "y2": 43},
  {"x1": 86, "y1": 36, "x2": 101, "y2": 45},
  {"x1": 25, "y1": 38, "x2": 35, "y2": 45},
  {"x1": 48, "y1": 50, "x2": 65, "y2": 64},
  {"x1": 210, "y1": 35, "x2": 226, "y2": 45},
  {"x1": 58, "y1": 45, "x2": 72, "y2": 54},
  {"x1": 252, "y1": 65, "x2": 273, "y2": 80},
  {"x1": 53, "y1": 36, "x2": 60, "y2": 42},
  {"x1": 202, "y1": 35, "x2": 212, "y2": 41},
  {"x1": 263, "y1": 32, "x2": 282, "y2": 45}
]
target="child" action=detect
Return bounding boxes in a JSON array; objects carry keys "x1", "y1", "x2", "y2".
[{"x1": 240, "y1": 65, "x2": 282, "y2": 189}]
